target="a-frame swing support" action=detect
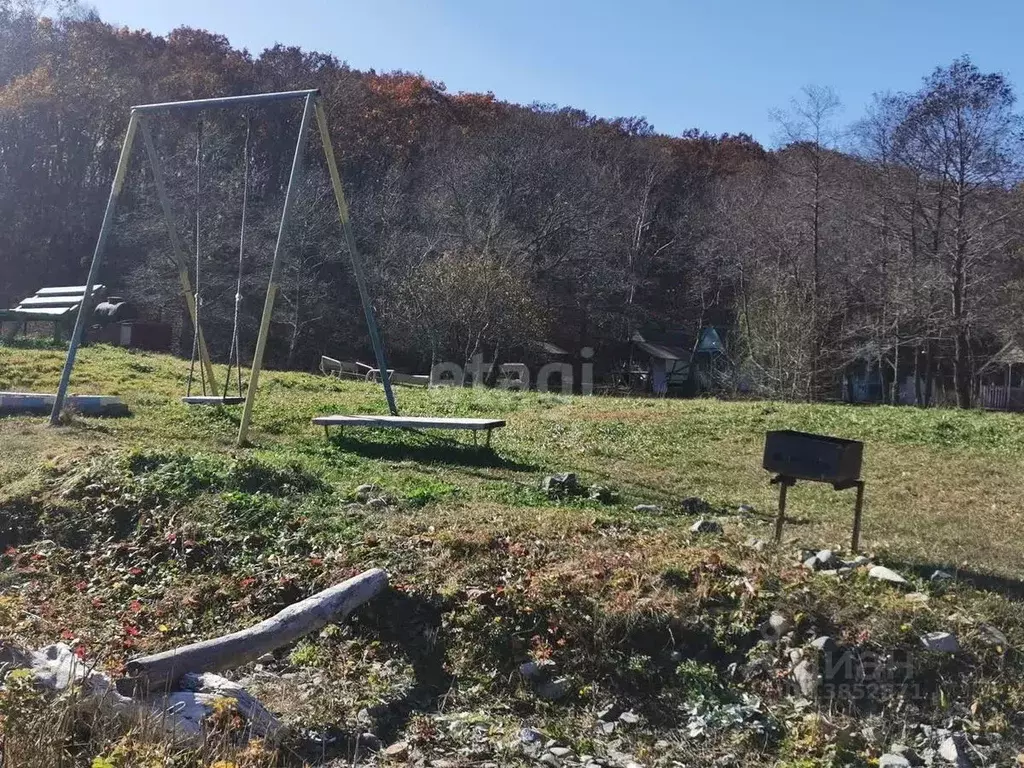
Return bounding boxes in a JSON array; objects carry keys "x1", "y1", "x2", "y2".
[{"x1": 49, "y1": 89, "x2": 400, "y2": 447}]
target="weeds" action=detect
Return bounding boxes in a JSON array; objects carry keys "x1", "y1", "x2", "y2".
[{"x1": 2, "y1": 345, "x2": 1024, "y2": 765}]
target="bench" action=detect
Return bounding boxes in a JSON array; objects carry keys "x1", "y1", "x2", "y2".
[
  {"x1": 313, "y1": 414, "x2": 506, "y2": 447},
  {"x1": 390, "y1": 372, "x2": 429, "y2": 388},
  {"x1": 0, "y1": 391, "x2": 128, "y2": 417},
  {"x1": 319, "y1": 356, "x2": 373, "y2": 380},
  {"x1": 0, "y1": 285, "x2": 107, "y2": 342}
]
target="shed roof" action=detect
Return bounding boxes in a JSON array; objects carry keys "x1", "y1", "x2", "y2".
[
  {"x1": 634, "y1": 340, "x2": 690, "y2": 361},
  {"x1": 979, "y1": 340, "x2": 1024, "y2": 372},
  {"x1": 534, "y1": 340, "x2": 569, "y2": 356}
]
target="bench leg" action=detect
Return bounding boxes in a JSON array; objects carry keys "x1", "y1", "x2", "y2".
[
  {"x1": 323, "y1": 424, "x2": 330, "y2": 440},
  {"x1": 486, "y1": 428, "x2": 492, "y2": 448},
  {"x1": 473, "y1": 430, "x2": 478, "y2": 446}
]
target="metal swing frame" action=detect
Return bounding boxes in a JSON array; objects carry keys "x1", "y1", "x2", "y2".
[{"x1": 49, "y1": 89, "x2": 399, "y2": 446}]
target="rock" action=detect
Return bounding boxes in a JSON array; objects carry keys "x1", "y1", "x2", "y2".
[
  {"x1": 930, "y1": 569, "x2": 954, "y2": 582},
  {"x1": 804, "y1": 549, "x2": 838, "y2": 570},
  {"x1": 550, "y1": 746, "x2": 574, "y2": 758},
  {"x1": 810, "y1": 635, "x2": 838, "y2": 654},
  {"x1": 596, "y1": 719, "x2": 616, "y2": 735},
  {"x1": 889, "y1": 744, "x2": 922, "y2": 765},
  {"x1": 520, "y1": 659, "x2": 556, "y2": 682},
  {"x1": 680, "y1": 496, "x2": 714, "y2": 515},
  {"x1": 519, "y1": 727, "x2": 543, "y2": 744},
  {"x1": 905, "y1": 592, "x2": 930, "y2": 604},
  {"x1": 879, "y1": 755, "x2": 912, "y2": 768},
  {"x1": 844, "y1": 555, "x2": 871, "y2": 568},
  {"x1": 632, "y1": 504, "x2": 663, "y2": 514},
  {"x1": 384, "y1": 741, "x2": 409, "y2": 760},
  {"x1": 355, "y1": 484, "x2": 380, "y2": 501},
  {"x1": 618, "y1": 710, "x2": 640, "y2": 724},
  {"x1": 358, "y1": 732, "x2": 382, "y2": 752},
  {"x1": 356, "y1": 704, "x2": 388, "y2": 728},
  {"x1": 597, "y1": 702, "x2": 622, "y2": 721},
  {"x1": 256, "y1": 652, "x2": 274, "y2": 664},
  {"x1": 689, "y1": 518, "x2": 723, "y2": 535},
  {"x1": 746, "y1": 537, "x2": 767, "y2": 552},
  {"x1": 938, "y1": 734, "x2": 970, "y2": 765},
  {"x1": 519, "y1": 727, "x2": 544, "y2": 757},
  {"x1": 869, "y1": 565, "x2": 908, "y2": 584},
  {"x1": 540, "y1": 753, "x2": 562, "y2": 768},
  {"x1": 589, "y1": 486, "x2": 616, "y2": 503},
  {"x1": 979, "y1": 623, "x2": 1008, "y2": 648},
  {"x1": 791, "y1": 658, "x2": 819, "y2": 697},
  {"x1": 738, "y1": 504, "x2": 756, "y2": 515},
  {"x1": 761, "y1": 611, "x2": 793, "y2": 641},
  {"x1": 542, "y1": 473, "x2": 579, "y2": 498},
  {"x1": 535, "y1": 677, "x2": 572, "y2": 700},
  {"x1": 366, "y1": 497, "x2": 388, "y2": 510},
  {"x1": 921, "y1": 631, "x2": 960, "y2": 653}
]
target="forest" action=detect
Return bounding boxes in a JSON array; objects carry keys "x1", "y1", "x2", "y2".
[{"x1": 1, "y1": 1, "x2": 1022, "y2": 407}]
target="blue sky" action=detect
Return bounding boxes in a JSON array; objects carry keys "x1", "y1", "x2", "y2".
[{"x1": 87, "y1": 0, "x2": 1023, "y2": 145}]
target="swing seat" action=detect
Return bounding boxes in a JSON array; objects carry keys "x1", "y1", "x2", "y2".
[{"x1": 182, "y1": 395, "x2": 246, "y2": 406}]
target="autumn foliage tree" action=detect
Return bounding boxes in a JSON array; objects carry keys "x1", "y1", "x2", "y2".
[{"x1": 0, "y1": 5, "x2": 1022, "y2": 405}]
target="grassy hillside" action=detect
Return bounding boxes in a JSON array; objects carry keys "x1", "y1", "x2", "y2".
[{"x1": 1, "y1": 343, "x2": 1024, "y2": 766}]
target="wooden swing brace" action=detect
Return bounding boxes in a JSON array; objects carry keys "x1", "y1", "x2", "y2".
[{"x1": 50, "y1": 89, "x2": 398, "y2": 443}]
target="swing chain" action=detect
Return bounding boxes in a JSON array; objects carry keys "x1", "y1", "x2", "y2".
[{"x1": 186, "y1": 118, "x2": 207, "y2": 398}]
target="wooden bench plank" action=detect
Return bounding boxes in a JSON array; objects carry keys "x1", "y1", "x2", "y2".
[
  {"x1": 314, "y1": 414, "x2": 505, "y2": 447},
  {"x1": 313, "y1": 415, "x2": 505, "y2": 430},
  {"x1": 0, "y1": 391, "x2": 128, "y2": 417},
  {"x1": 34, "y1": 285, "x2": 105, "y2": 296},
  {"x1": 2, "y1": 307, "x2": 77, "y2": 317},
  {"x1": 182, "y1": 396, "x2": 246, "y2": 406}
]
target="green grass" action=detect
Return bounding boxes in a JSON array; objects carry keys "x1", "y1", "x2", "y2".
[
  {"x1": 2, "y1": 342, "x2": 1024, "y2": 766},
  {"x1": 4, "y1": 342, "x2": 1023, "y2": 578}
]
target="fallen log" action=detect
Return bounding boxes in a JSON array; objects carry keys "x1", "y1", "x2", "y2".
[{"x1": 126, "y1": 567, "x2": 388, "y2": 692}]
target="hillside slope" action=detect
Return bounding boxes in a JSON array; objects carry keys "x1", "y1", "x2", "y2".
[{"x1": 1, "y1": 343, "x2": 1023, "y2": 766}]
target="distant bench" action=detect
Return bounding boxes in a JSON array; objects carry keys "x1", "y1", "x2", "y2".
[
  {"x1": 0, "y1": 284, "x2": 107, "y2": 342},
  {"x1": 312, "y1": 414, "x2": 506, "y2": 447},
  {"x1": 0, "y1": 391, "x2": 128, "y2": 417}
]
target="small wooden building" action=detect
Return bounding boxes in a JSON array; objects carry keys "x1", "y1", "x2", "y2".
[
  {"x1": 630, "y1": 327, "x2": 730, "y2": 396},
  {"x1": 978, "y1": 340, "x2": 1024, "y2": 411}
]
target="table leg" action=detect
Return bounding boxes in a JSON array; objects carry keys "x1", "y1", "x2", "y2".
[
  {"x1": 851, "y1": 481, "x2": 865, "y2": 553},
  {"x1": 774, "y1": 481, "x2": 789, "y2": 543}
]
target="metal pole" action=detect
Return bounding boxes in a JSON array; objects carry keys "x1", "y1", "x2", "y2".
[
  {"x1": 132, "y1": 89, "x2": 319, "y2": 115},
  {"x1": 139, "y1": 118, "x2": 220, "y2": 395},
  {"x1": 851, "y1": 481, "x2": 865, "y2": 553},
  {"x1": 50, "y1": 113, "x2": 140, "y2": 425},
  {"x1": 315, "y1": 100, "x2": 399, "y2": 416},
  {"x1": 236, "y1": 92, "x2": 317, "y2": 446},
  {"x1": 773, "y1": 477, "x2": 792, "y2": 544}
]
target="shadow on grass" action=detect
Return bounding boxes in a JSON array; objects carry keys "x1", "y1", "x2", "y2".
[
  {"x1": 323, "y1": 430, "x2": 539, "y2": 472},
  {"x1": 181, "y1": 403, "x2": 243, "y2": 426},
  {"x1": 892, "y1": 561, "x2": 1024, "y2": 601},
  {"x1": 297, "y1": 588, "x2": 453, "y2": 765}
]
